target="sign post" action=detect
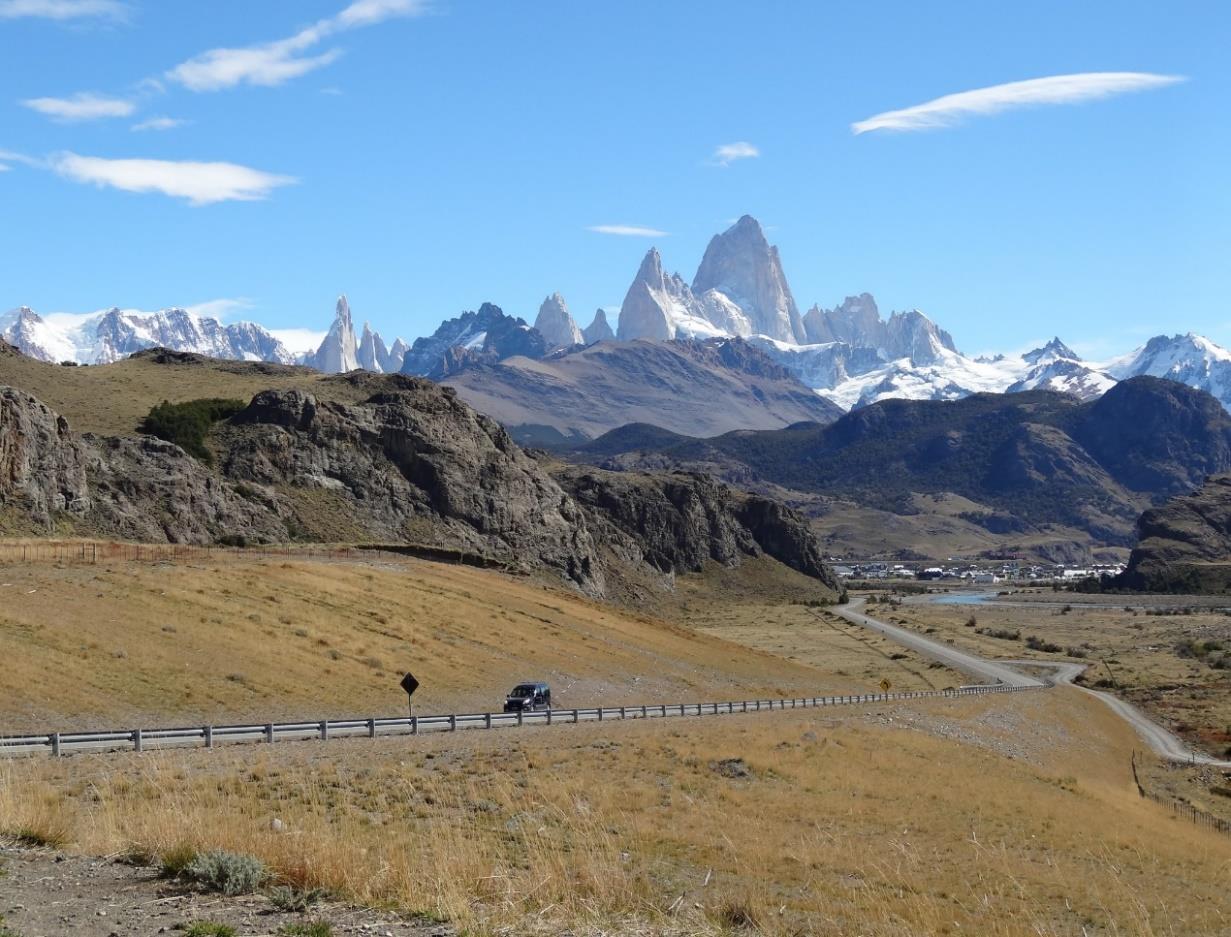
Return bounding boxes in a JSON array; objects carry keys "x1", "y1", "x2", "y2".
[{"x1": 400, "y1": 672, "x2": 420, "y2": 719}]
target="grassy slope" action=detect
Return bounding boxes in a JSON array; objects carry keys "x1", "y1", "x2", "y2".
[
  {"x1": 3, "y1": 689, "x2": 1226, "y2": 935},
  {"x1": 0, "y1": 552, "x2": 868, "y2": 732},
  {"x1": 0, "y1": 349, "x2": 355, "y2": 437}
]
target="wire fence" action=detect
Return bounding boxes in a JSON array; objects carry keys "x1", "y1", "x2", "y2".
[
  {"x1": 0, "y1": 539, "x2": 512, "y2": 571},
  {"x1": 0, "y1": 683, "x2": 1042, "y2": 759},
  {"x1": 1131, "y1": 750, "x2": 1231, "y2": 836}
]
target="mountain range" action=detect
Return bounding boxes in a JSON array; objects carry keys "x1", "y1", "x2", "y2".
[
  {"x1": 7, "y1": 215, "x2": 1231, "y2": 428},
  {"x1": 571, "y1": 376, "x2": 1231, "y2": 553}
]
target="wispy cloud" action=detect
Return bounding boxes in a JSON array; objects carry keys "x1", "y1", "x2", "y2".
[
  {"x1": 0, "y1": 147, "x2": 41, "y2": 169},
  {"x1": 131, "y1": 116, "x2": 189, "y2": 132},
  {"x1": 852, "y1": 72, "x2": 1186, "y2": 134},
  {"x1": 712, "y1": 141, "x2": 759, "y2": 166},
  {"x1": 50, "y1": 152, "x2": 297, "y2": 205},
  {"x1": 587, "y1": 224, "x2": 669, "y2": 237},
  {"x1": 0, "y1": 0, "x2": 126, "y2": 20},
  {"x1": 167, "y1": 0, "x2": 427, "y2": 91},
  {"x1": 184, "y1": 297, "x2": 253, "y2": 320},
  {"x1": 21, "y1": 92, "x2": 135, "y2": 121}
]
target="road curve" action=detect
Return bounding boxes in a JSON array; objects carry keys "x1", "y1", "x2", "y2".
[
  {"x1": 832, "y1": 599, "x2": 1044, "y2": 688},
  {"x1": 836, "y1": 598, "x2": 1231, "y2": 767}
]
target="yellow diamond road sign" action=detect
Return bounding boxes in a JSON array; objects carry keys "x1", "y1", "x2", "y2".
[{"x1": 880, "y1": 678, "x2": 892, "y2": 692}]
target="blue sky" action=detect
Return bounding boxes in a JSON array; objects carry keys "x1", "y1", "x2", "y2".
[{"x1": 1, "y1": 0, "x2": 1226, "y2": 356}]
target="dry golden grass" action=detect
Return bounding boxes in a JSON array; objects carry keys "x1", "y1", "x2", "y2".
[
  {"x1": 2, "y1": 689, "x2": 1227, "y2": 936},
  {"x1": 0, "y1": 552, "x2": 862, "y2": 732},
  {"x1": 0, "y1": 351, "x2": 363, "y2": 437}
]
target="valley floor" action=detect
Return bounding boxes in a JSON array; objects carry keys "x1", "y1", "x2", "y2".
[{"x1": 1, "y1": 551, "x2": 1229, "y2": 935}]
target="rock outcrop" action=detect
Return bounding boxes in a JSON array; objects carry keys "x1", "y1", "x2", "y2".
[
  {"x1": 1116, "y1": 475, "x2": 1231, "y2": 593},
  {"x1": 533, "y1": 293, "x2": 583, "y2": 350},
  {"x1": 356, "y1": 322, "x2": 390, "y2": 373},
  {"x1": 552, "y1": 464, "x2": 842, "y2": 593},
  {"x1": 0, "y1": 386, "x2": 90, "y2": 525}
]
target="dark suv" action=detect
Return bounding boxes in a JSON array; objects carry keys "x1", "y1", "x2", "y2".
[{"x1": 503, "y1": 682, "x2": 551, "y2": 713}]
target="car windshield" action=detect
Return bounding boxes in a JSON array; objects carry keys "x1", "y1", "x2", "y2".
[{"x1": 509, "y1": 685, "x2": 536, "y2": 698}]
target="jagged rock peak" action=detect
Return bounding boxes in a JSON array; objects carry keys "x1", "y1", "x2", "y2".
[
  {"x1": 308, "y1": 295, "x2": 361, "y2": 373},
  {"x1": 357, "y1": 321, "x2": 390, "y2": 373},
  {"x1": 534, "y1": 292, "x2": 584, "y2": 350},
  {"x1": 691, "y1": 215, "x2": 806, "y2": 344},
  {"x1": 583, "y1": 308, "x2": 614, "y2": 344},
  {"x1": 1024, "y1": 337, "x2": 1080, "y2": 364}
]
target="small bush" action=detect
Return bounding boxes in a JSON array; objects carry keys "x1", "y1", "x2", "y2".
[
  {"x1": 159, "y1": 843, "x2": 198, "y2": 879},
  {"x1": 1025, "y1": 635, "x2": 1063, "y2": 653},
  {"x1": 268, "y1": 885, "x2": 328, "y2": 913},
  {"x1": 9, "y1": 819, "x2": 70, "y2": 849},
  {"x1": 184, "y1": 924, "x2": 237, "y2": 937},
  {"x1": 711, "y1": 897, "x2": 761, "y2": 931},
  {"x1": 183, "y1": 849, "x2": 267, "y2": 895}
]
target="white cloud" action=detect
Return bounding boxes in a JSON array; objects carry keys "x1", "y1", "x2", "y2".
[
  {"x1": 50, "y1": 152, "x2": 297, "y2": 205},
  {"x1": 270, "y1": 327, "x2": 327, "y2": 354},
  {"x1": 588, "y1": 224, "x2": 669, "y2": 237},
  {"x1": 131, "y1": 116, "x2": 188, "y2": 132},
  {"x1": 167, "y1": 0, "x2": 427, "y2": 92},
  {"x1": 712, "y1": 141, "x2": 759, "y2": 166},
  {"x1": 852, "y1": 72, "x2": 1186, "y2": 134},
  {"x1": 21, "y1": 92, "x2": 135, "y2": 121},
  {"x1": 184, "y1": 297, "x2": 253, "y2": 320},
  {"x1": 0, "y1": 147, "x2": 40, "y2": 169},
  {"x1": 0, "y1": 0, "x2": 126, "y2": 20}
]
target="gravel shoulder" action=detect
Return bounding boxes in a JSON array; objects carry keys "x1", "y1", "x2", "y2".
[{"x1": 0, "y1": 844, "x2": 453, "y2": 937}]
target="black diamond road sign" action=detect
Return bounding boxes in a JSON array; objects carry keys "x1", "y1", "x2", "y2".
[{"x1": 400, "y1": 672, "x2": 420, "y2": 696}]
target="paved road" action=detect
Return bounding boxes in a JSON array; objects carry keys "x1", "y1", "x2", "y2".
[{"x1": 836, "y1": 598, "x2": 1231, "y2": 767}]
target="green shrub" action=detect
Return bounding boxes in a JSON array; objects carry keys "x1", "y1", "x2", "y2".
[
  {"x1": 268, "y1": 885, "x2": 328, "y2": 912},
  {"x1": 183, "y1": 849, "x2": 267, "y2": 895},
  {"x1": 139, "y1": 398, "x2": 246, "y2": 464}
]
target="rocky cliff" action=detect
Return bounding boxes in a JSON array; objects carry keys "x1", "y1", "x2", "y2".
[
  {"x1": 0, "y1": 374, "x2": 842, "y2": 600},
  {"x1": 552, "y1": 464, "x2": 842, "y2": 592},
  {"x1": 533, "y1": 293, "x2": 583, "y2": 350},
  {"x1": 1115, "y1": 475, "x2": 1231, "y2": 593}
]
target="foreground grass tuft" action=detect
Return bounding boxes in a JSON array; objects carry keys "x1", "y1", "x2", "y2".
[
  {"x1": 182, "y1": 850, "x2": 267, "y2": 896},
  {"x1": 278, "y1": 924, "x2": 333, "y2": 937}
]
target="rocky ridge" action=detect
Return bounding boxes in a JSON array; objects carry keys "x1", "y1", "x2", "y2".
[{"x1": 0, "y1": 372, "x2": 842, "y2": 600}]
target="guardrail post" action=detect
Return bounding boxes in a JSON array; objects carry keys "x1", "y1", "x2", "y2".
[
  {"x1": 641, "y1": 705, "x2": 647, "y2": 719},
  {"x1": 265, "y1": 724, "x2": 274, "y2": 744},
  {"x1": 319, "y1": 720, "x2": 328, "y2": 741},
  {"x1": 411, "y1": 716, "x2": 419, "y2": 735},
  {"x1": 132, "y1": 729, "x2": 143, "y2": 753},
  {"x1": 661, "y1": 705, "x2": 667, "y2": 718},
  {"x1": 51, "y1": 733, "x2": 60, "y2": 757},
  {"x1": 449, "y1": 715, "x2": 457, "y2": 732},
  {"x1": 547, "y1": 709, "x2": 553, "y2": 725},
  {"x1": 598, "y1": 707, "x2": 604, "y2": 722},
  {"x1": 620, "y1": 706, "x2": 626, "y2": 720},
  {"x1": 485, "y1": 713, "x2": 492, "y2": 729},
  {"x1": 517, "y1": 710, "x2": 524, "y2": 727},
  {"x1": 366, "y1": 719, "x2": 375, "y2": 739},
  {"x1": 204, "y1": 726, "x2": 213, "y2": 749},
  {"x1": 573, "y1": 709, "x2": 579, "y2": 724}
]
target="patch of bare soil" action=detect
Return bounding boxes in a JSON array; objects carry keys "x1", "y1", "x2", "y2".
[{"x1": 0, "y1": 844, "x2": 452, "y2": 937}]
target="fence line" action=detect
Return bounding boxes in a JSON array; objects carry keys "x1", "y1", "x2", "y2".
[
  {"x1": 0, "y1": 683, "x2": 1041, "y2": 759},
  {"x1": 0, "y1": 539, "x2": 513, "y2": 571},
  {"x1": 1131, "y1": 750, "x2": 1231, "y2": 836}
]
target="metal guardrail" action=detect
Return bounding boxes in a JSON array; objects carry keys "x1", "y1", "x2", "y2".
[{"x1": 0, "y1": 683, "x2": 1040, "y2": 758}]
